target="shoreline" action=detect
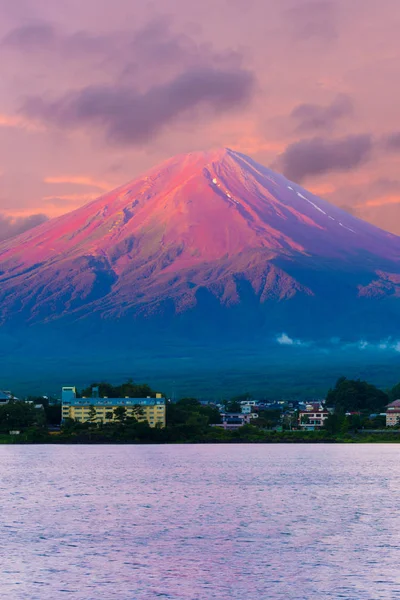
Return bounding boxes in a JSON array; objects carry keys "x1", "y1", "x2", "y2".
[{"x1": 1, "y1": 431, "x2": 400, "y2": 445}]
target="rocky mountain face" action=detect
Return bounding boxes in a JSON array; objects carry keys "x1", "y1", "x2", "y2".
[{"x1": 1, "y1": 148, "x2": 400, "y2": 382}]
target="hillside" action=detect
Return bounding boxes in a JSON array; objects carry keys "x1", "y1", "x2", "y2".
[{"x1": 1, "y1": 148, "x2": 400, "y2": 393}]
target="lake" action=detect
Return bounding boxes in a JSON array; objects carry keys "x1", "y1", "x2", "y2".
[{"x1": 0, "y1": 444, "x2": 399, "y2": 599}]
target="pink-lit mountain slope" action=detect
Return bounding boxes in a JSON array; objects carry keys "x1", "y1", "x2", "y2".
[{"x1": 1, "y1": 148, "x2": 400, "y2": 339}]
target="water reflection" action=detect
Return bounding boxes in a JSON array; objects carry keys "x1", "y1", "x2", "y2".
[{"x1": 0, "y1": 444, "x2": 400, "y2": 599}]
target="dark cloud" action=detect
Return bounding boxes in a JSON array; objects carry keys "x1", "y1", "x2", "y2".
[
  {"x1": 2, "y1": 22, "x2": 57, "y2": 50},
  {"x1": 7, "y1": 17, "x2": 254, "y2": 146},
  {"x1": 383, "y1": 132, "x2": 400, "y2": 151},
  {"x1": 278, "y1": 135, "x2": 373, "y2": 182},
  {"x1": 123, "y1": 16, "x2": 244, "y2": 82},
  {"x1": 0, "y1": 213, "x2": 48, "y2": 242},
  {"x1": 2, "y1": 21, "x2": 120, "y2": 63},
  {"x1": 284, "y1": 1, "x2": 338, "y2": 41},
  {"x1": 21, "y1": 66, "x2": 256, "y2": 145},
  {"x1": 291, "y1": 94, "x2": 353, "y2": 132},
  {"x1": 128, "y1": 16, "x2": 198, "y2": 70},
  {"x1": 3, "y1": 16, "x2": 242, "y2": 75}
]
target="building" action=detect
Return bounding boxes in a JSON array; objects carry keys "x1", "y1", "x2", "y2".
[
  {"x1": 214, "y1": 412, "x2": 258, "y2": 431},
  {"x1": 241, "y1": 403, "x2": 257, "y2": 415},
  {"x1": 240, "y1": 400, "x2": 256, "y2": 411},
  {"x1": 298, "y1": 403, "x2": 330, "y2": 430},
  {"x1": 61, "y1": 387, "x2": 166, "y2": 428},
  {"x1": 0, "y1": 391, "x2": 12, "y2": 404},
  {"x1": 386, "y1": 400, "x2": 400, "y2": 427}
]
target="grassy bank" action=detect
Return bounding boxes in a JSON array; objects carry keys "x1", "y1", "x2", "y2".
[{"x1": 1, "y1": 428, "x2": 400, "y2": 444}]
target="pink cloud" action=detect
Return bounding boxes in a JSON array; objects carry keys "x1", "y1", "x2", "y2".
[{"x1": 0, "y1": 0, "x2": 400, "y2": 237}]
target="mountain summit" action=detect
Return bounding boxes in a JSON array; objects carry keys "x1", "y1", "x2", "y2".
[
  {"x1": 1, "y1": 149, "x2": 400, "y2": 391},
  {"x1": 1, "y1": 148, "x2": 399, "y2": 322}
]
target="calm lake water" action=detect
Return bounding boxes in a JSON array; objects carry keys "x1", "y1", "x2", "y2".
[{"x1": 1, "y1": 444, "x2": 400, "y2": 599}]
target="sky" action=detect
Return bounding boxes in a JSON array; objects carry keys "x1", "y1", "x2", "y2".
[{"x1": 1, "y1": 0, "x2": 400, "y2": 240}]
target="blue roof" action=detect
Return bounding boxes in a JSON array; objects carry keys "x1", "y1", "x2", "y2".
[
  {"x1": 62, "y1": 397, "x2": 165, "y2": 407},
  {"x1": 0, "y1": 391, "x2": 10, "y2": 400}
]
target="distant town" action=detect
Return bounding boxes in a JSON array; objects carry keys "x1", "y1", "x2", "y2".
[{"x1": 1, "y1": 376, "x2": 400, "y2": 443}]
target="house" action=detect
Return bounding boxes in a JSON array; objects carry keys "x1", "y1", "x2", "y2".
[
  {"x1": 0, "y1": 391, "x2": 12, "y2": 404},
  {"x1": 61, "y1": 386, "x2": 166, "y2": 428},
  {"x1": 240, "y1": 400, "x2": 256, "y2": 410},
  {"x1": 386, "y1": 400, "x2": 400, "y2": 427},
  {"x1": 214, "y1": 412, "x2": 258, "y2": 430},
  {"x1": 298, "y1": 403, "x2": 330, "y2": 430}
]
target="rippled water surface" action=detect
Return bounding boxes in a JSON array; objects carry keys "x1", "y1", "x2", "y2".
[{"x1": 1, "y1": 444, "x2": 400, "y2": 599}]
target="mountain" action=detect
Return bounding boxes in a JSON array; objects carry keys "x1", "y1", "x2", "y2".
[{"x1": 1, "y1": 148, "x2": 400, "y2": 394}]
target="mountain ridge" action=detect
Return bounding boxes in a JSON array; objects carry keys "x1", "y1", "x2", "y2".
[{"x1": 1, "y1": 147, "x2": 400, "y2": 339}]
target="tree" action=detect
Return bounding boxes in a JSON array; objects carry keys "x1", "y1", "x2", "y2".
[
  {"x1": 81, "y1": 382, "x2": 116, "y2": 398},
  {"x1": 326, "y1": 377, "x2": 388, "y2": 413},
  {"x1": 0, "y1": 401, "x2": 39, "y2": 432},
  {"x1": 166, "y1": 399, "x2": 221, "y2": 427},
  {"x1": 282, "y1": 413, "x2": 297, "y2": 431},
  {"x1": 45, "y1": 404, "x2": 62, "y2": 425},
  {"x1": 340, "y1": 416, "x2": 350, "y2": 435},
  {"x1": 258, "y1": 409, "x2": 282, "y2": 429},
  {"x1": 347, "y1": 413, "x2": 362, "y2": 431},
  {"x1": 186, "y1": 413, "x2": 209, "y2": 428},
  {"x1": 251, "y1": 417, "x2": 269, "y2": 429},
  {"x1": 113, "y1": 406, "x2": 127, "y2": 423},
  {"x1": 80, "y1": 380, "x2": 159, "y2": 400},
  {"x1": 237, "y1": 424, "x2": 265, "y2": 439},
  {"x1": 62, "y1": 417, "x2": 78, "y2": 431},
  {"x1": 119, "y1": 381, "x2": 155, "y2": 398},
  {"x1": 87, "y1": 405, "x2": 97, "y2": 426},
  {"x1": 225, "y1": 400, "x2": 242, "y2": 413},
  {"x1": 199, "y1": 405, "x2": 221, "y2": 425},
  {"x1": 133, "y1": 405, "x2": 144, "y2": 419},
  {"x1": 324, "y1": 412, "x2": 342, "y2": 435},
  {"x1": 26, "y1": 396, "x2": 61, "y2": 425},
  {"x1": 178, "y1": 398, "x2": 201, "y2": 407},
  {"x1": 366, "y1": 415, "x2": 386, "y2": 429},
  {"x1": 126, "y1": 405, "x2": 144, "y2": 424},
  {"x1": 389, "y1": 382, "x2": 400, "y2": 402}
]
